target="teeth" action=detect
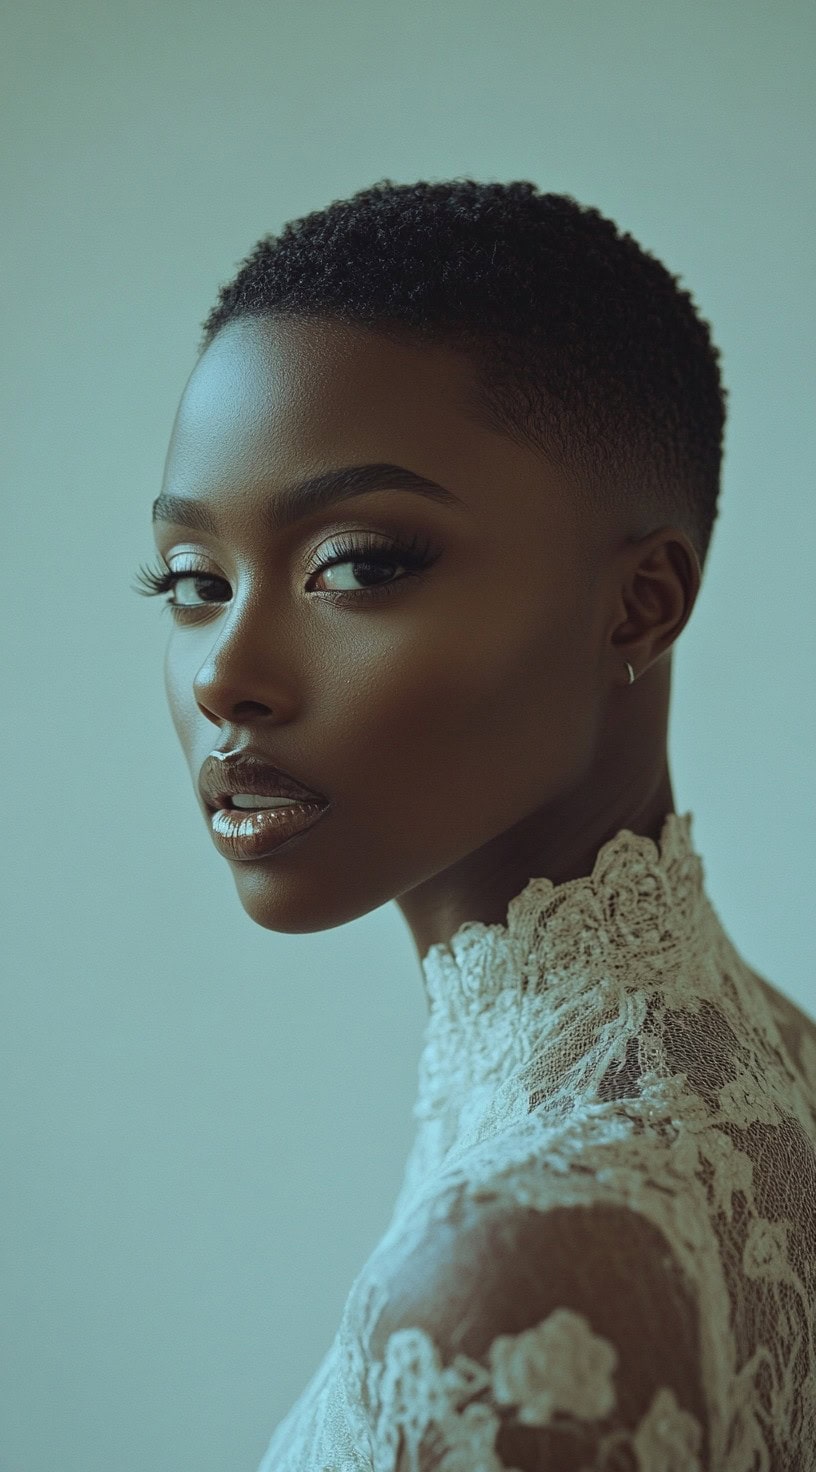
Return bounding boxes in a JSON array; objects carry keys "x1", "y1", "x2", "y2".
[{"x1": 230, "y1": 794, "x2": 302, "y2": 810}]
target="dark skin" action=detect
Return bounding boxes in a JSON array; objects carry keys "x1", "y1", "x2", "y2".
[{"x1": 155, "y1": 314, "x2": 701, "y2": 977}]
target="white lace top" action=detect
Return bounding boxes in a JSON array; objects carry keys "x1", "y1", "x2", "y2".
[{"x1": 256, "y1": 812, "x2": 816, "y2": 1471}]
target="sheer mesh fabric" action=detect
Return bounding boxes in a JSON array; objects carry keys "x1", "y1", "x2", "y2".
[{"x1": 256, "y1": 813, "x2": 816, "y2": 1471}]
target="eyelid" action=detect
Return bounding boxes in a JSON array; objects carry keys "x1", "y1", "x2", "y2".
[
  {"x1": 157, "y1": 525, "x2": 440, "y2": 597},
  {"x1": 139, "y1": 525, "x2": 439, "y2": 618},
  {"x1": 163, "y1": 549, "x2": 211, "y2": 568},
  {"x1": 156, "y1": 511, "x2": 440, "y2": 570}
]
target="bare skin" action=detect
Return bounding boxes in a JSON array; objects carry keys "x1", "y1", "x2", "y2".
[{"x1": 154, "y1": 314, "x2": 701, "y2": 980}]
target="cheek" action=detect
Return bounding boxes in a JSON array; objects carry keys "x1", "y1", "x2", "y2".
[
  {"x1": 163, "y1": 650, "x2": 179, "y2": 727},
  {"x1": 479, "y1": 602, "x2": 597, "y2": 795},
  {"x1": 335, "y1": 603, "x2": 594, "y2": 815},
  {"x1": 164, "y1": 648, "x2": 196, "y2": 752},
  {"x1": 433, "y1": 589, "x2": 590, "y2": 731}
]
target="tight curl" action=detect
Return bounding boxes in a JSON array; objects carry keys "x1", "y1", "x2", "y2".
[{"x1": 199, "y1": 178, "x2": 727, "y2": 574}]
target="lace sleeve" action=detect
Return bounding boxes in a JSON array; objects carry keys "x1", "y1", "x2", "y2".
[{"x1": 363, "y1": 1200, "x2": 710, "y2": 1472}]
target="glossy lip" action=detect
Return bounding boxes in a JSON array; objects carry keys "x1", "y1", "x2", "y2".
[
  {"x1": 207, "y1": 798, "x2": 330, "y2": 861},
  {"x1": 198, "y1": 747, "x2": 329, "y2": 811}
]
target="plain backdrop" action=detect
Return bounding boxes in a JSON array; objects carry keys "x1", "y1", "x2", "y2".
[{"x1": 2, "y1": 2, "x2": 814, "y2": 1469}]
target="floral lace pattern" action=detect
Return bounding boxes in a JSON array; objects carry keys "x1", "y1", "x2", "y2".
[
  {"x1": 256, "y1": 813, "x2": 816, "y2": 1471},
  {"x1": 365, "y1": 1312, "x2": 704, "y2": 1472}
]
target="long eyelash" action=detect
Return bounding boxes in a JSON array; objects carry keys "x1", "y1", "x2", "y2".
[
  {"x1": 130, "y1": 531, "x2": 436, "y2": 608},
  {"x1": 131, "y1": 554, "x2": 179, "y2": 596},
  {"x1": 316, "y1": 529, "x2": 434, "y2": 578}
]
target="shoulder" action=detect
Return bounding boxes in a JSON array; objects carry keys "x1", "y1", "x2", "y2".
[
  {"x1": 364, "y1": 1192, "x2": 710, "y2": 1471},
  {"x1": 752, "y1": 969, "x2": 816, "y2": 1082}
]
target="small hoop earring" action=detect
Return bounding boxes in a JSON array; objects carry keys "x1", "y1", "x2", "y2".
[{"x1": 625, "y1": 661, "x2": 635, "y2": 685}]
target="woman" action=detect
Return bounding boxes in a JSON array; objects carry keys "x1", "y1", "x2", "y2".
[{"x1": 134, "y1": 178, "x2": 816, "y2": 1471}]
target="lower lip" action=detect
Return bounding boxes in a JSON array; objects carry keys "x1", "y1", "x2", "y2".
[{"x1": 208, "y1": 801, "x2": 330, "y2": 860}]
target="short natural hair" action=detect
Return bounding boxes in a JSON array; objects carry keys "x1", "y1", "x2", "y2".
[{"x1": 199, "y1": 177, "x2": 727, "y2": 573}]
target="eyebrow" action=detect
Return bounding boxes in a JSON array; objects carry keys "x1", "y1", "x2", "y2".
[{"x1": 151, "y1": 461, "x2": 466, "y2": 536}]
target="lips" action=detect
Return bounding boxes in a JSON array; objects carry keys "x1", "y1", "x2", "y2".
[{"x1": 198, "y1": 748, "x2": 328, "y2": 811}]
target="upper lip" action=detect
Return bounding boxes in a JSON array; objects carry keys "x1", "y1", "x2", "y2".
[{"x1": 198, "y1": 747, "x2": 328, "y2": 810}]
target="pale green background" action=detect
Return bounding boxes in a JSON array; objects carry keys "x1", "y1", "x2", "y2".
[{"x1": 2, "y1": 1, "x2": 814, "y2": 1469}]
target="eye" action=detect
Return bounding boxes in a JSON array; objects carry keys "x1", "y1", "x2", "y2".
[
  {"x1": 307, "y1": 530, "x2": 435, "y2": 596},
  {"x1": 131, "y1": 530, "x2": 438, "y2": 621}
]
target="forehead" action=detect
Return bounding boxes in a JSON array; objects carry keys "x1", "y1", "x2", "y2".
[
  {"x1": 166, "y1": 316, "x2": 490, "y2": 485},
  {"x1": 161, "y1": 315, "x2": 592, "y2": 563}
]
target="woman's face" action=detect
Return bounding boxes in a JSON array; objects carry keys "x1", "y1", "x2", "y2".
[{"x1": 153, "y1": 314, "x2": 689, "y2": 960}]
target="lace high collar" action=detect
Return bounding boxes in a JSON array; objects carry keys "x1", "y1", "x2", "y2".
[
  {"x1": 419, "y1": 810, "x2": 708, "y2": 1035},
  {"x1": 391, "y1": 811, "x2": 726, "y2": 1221}
]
